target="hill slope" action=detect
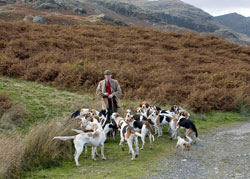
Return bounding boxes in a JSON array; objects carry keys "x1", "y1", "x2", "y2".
[
  {"x1": 1, "y1": 0, "x2": 250, "y2": 45},
  {"x1": 1, "y1": 20, "x2": 250, "y2": 111}
]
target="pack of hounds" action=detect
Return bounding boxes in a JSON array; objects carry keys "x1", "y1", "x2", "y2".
[{"x1": 54, "y1": 102, "x2": 199, "y2": 166}]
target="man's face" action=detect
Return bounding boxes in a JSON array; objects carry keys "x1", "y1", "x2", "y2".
[{"x1": 104, "y1": 74, "x2": 112, "y2": 80}]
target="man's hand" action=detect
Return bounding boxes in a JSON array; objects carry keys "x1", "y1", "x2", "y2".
[
  {"x1": 108, "y1": 94, "x2": 113, "y2": 98},
  {"x1": 103, "y1": 93, "x2": 109, "y2": 97}
]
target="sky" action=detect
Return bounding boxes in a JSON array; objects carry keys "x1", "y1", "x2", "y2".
[{"x1": 180, "y1": 0, "x2": 250, "y2": 17}]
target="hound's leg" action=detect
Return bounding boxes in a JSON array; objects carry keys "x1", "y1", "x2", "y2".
[
  {"x1": 149, "y1": 132, "x2": 153, "y2": 150},
  {"x1": 95, "y1": 147, "x2": 99, "y2": 157},
  {"x1": 158, "y1": 126, "x2": 162, "y2": 137},
  {"x1": 112, "y1": 131, "x2": 116, "y2": 141},
  {"x1": 84, "y1": 146, "x2": 88, "y2": 158},
  {"x1": 92, "y1": 147, "x2": 96, "y2": 160},
  {"x1": 100, "y1": 143, "x2": 106, "y2": 160},
  {"x1": 74, "y1": 141, "x2": 84, "y2": 166},
  {"x1": 167, "y1": 123, "x2": 171, "y2": 133},
  {"x1": 119, "y1": 132, "x2": 125, "y2": 151},
  {"x1": 140, "y1": 129, "x2": 146, "y2": 150},
  {"x1": 135, "y1": 137, "x2": 139, "y2": 157},
  {"x1": 127, "y1": 139, "x2": 135, "y2": 160},
  {"x1": 154, "y1": 126, "x2": 158, "y2": 135}
]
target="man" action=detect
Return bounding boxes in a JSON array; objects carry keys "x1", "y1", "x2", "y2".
[{"x1": 96, "y1": 70, "x2": 122, "y2": 113}]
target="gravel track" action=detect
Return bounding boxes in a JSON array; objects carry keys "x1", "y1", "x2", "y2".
[{"x1": 145, "y1": 121, "x2": 250, "y2": 179}]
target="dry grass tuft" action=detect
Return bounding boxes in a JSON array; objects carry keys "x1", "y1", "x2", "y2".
[
  {"x1": 0, "y1": 119, "x2": 80, "y2": 178},
  {"x1": 21, "y1": 119, "x2": 79, "y2": 171},
  {"x1": 0, "y1": 135, "x2": 23, "y2": 179}
]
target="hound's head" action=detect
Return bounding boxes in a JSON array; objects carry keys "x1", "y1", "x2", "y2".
[
  {"x1": 148, "y1": 109, "x2": 158, "y2": 117},
  {"x1": 84, "y1": 112, "x2": 92, "y2": 121},
  {"x1": 124, "y1": 117, "x2": 133, "y2": 124},
  {"x1": 183, "y1": 142, "x2": 191, "y2": 151},
  {"x1": 136, "y1": 107, "x2": 145, "y2": 114},
  {"x1": 111, "y1": 112, "x2": 120, "y2": 119},
  {"x1": 89, "y1": 109, "x2": 97, "y2": 116},
  {"x1": 170, "y1": 105, "x2": 180, "y2": 113},
  {"x1": 90, "y1": 115, "x2": 100, "y2": 123},
  {"x1": 125, "y1": 109, "x2": 133, "y2": 118},
  {"x1": 179, "y1": 111, "x2": 187, "y2": 117},
  {"x1": 140, "y1": 101, "x2": 150, "y2": 110}
]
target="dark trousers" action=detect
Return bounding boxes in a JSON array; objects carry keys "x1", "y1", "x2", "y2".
[{"x1": 108, "y1": 98, "x2": 118, "y2": 114}]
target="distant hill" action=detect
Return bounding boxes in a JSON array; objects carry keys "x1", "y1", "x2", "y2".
[
  {"x1": 0, "y1": 0, "x2": 250, "y2": 45},
  {"x1": 119, "y1": 0, "x2": 220, "y2": 32},
  {"x1": 216, "y1": 13, "x2": 250, "y2": 37}
]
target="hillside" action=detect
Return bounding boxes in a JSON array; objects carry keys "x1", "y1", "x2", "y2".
[
  {"x1": 1, "y1": 20, "x2": 250, "y2": 112},
  {"x1": 216, "y1": 13, "x2": 250, "y2": 37},
  {"x1": 1, "y1": 0, "x2": 250, "y2": 45}
]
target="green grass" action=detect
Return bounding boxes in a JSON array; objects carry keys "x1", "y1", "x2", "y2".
[{"x1": 0, "y1": 76, "x2": 249, "y2": 179}]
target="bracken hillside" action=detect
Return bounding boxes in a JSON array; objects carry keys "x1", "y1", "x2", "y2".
[{"x1": 1, "y1": 20, "x2": 250, "y2": 112}]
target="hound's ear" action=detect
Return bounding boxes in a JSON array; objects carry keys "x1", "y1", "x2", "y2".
[
  {"x1": 95, "y1": 115, "x2": 100, "y2": 122},
  {"x1": 145, "y1": 102, "x2": 150, "y2": 108},
  {"x1": 115, "y1": 113, "x2": 120, "y2": 117},
  {"x1": 139, "y1": 102, "x2": 143, "y2": 107},
  {"x1": 118, "y1": 119, "x2": 122, "y2": 129}
]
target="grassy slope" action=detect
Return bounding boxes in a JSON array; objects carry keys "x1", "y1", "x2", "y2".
[{"x1": 0, "y1": 76, "x2": 249, "y2": 178}]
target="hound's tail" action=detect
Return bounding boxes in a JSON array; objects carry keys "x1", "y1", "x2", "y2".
[
  {"x1": 53, "y1": 136, "x2": 75, "y2": 141},
  {"x1": 192, "y1": 124, "x2": 198, "y2": 138},
  {"x1": 71, "y1": 129, "x2": 84, "y2": 134},
  {"x1": 135, "y1": 132, "x2": 142, "y2": 137}
]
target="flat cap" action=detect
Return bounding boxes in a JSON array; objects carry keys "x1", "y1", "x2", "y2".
[{"x1": 104, "y1": 70, "x2": 112, "y2": 75}]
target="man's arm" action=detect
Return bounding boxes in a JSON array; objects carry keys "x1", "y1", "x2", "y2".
[
  {"x1": 112, "y1": 81, "x2": 122, "y2": 97},
  {"x1": 96, "y1": 81, "x2": 107, "y2": 97}
]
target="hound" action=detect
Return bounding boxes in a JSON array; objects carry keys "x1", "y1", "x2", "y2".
[
  {"x1": 54, "y1": 122, "x2": 110, "y2": 166},
  {"x1": 125, "y1": 118, "x2": 154, "y2": 150},
  {"x1": 172, "y1": 112, "x2": 198, "y2": 143},
  {"x1": 118, "y1": 118, "x2": 141, "y2": 160}
]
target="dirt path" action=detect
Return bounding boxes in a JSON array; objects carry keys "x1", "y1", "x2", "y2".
[{"x1": 145, "y1": 121, "x2": 250, "y2": 179}]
